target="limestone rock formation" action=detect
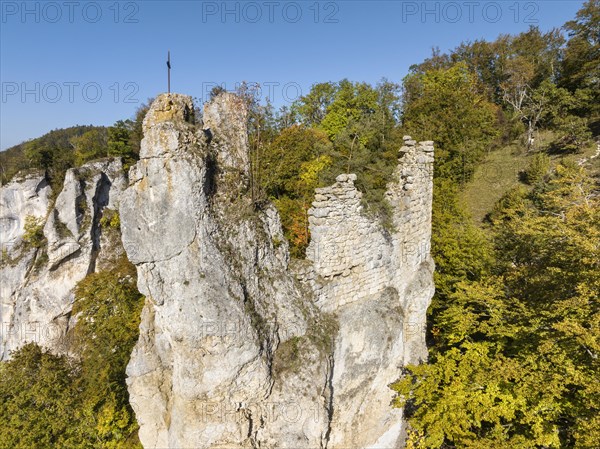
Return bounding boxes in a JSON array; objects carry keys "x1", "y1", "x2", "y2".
[
  {"x1": 121, "y1": 93, "x2": 435, "y2": 448},
  {"x1": 0, "y1": 159, "x2": 127, "y2": 359},
  {"x1": 0, "y1": 91, "x2": 435, "y2": 448}
]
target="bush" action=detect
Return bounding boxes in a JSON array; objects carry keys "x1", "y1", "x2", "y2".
[
  {"x1": 522, "y1": 152, "x2": 551, "y2": 184},
  {"x1": 70, "y1": 257, "x2": 144, "y2": 447},
  {"x1": 100, "y1": 209, "x2": 121, "y2": 229},
  {"x1": 272, "y1": 196, "x2": 309, "y2": 258},
  {"x1": 0, "y1": 344, "x2": 82, "y2": 449},
  {"x1": 0, "y1": 257, "x2": 144, "y2": 448},
  {"x1": 22, "y1": 215, "x2": 46, "y2": 249},
  {"x1": 272, "y1": 336, "x2": 304, "y2": 377},
  {"x1": 551, "y1": 116, "x2": 592, "y2": 153}
]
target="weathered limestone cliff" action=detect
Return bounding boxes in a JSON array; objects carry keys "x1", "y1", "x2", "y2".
[
  {"x1": 120, "y1": 93, "x2": 435, "y2": 448},
  {"x1": 0, "y1": 160, "x2": 127, "y2": 358},
  {"x1": 0, "y1": 91, "x2": 434, "y2": 448}
]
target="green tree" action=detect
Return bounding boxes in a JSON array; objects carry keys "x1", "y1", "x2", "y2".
[
  {"x1": 259, "y1": 125, "x2": 332, "y2": 199},
  {"x1": 402, "y1": 62, "x2": 500, "y2": 183},
  {"x1": 71, "y1": 127, "x2": 108, "y2": 165},
  {"x1": 508, "y1": 26, "x2": 564, "y2": 87},
  {"x1": 0, "y1": 344, "x2": 82, "y2": 449},
  {"x1": 392, "y1": 163, "x2": 600, "y2": 448},
  {"x1": 107, "y1": 120, "x2": 135, "y2": 162},
  {"x1": 552, "y1": 115, "x2": 593, "y2": 153},
  {"x1": 429, "y1": 180, "x2": 494, "y2": 302},
  {"x1": 293, "y1": 81, "x2": 337, "y2": 126},
  {"x1": 560, "y1": 0, "x2": 600, "y2": 123},
  {"x1": 503, "y1": 78, "x2": 587, "y2": 149},
  {"x1": 522, "y1": 152, "x2": 551, "y2": 184},
  {"x1": 319, "y1": 79, "x2": 379, "y2": 141},
  {"x1": 0, "y1": 257, "x2": 144, "y2": 448},
  {"x1": 452, "y1": 38, "x2": 508, "y2": 102}
]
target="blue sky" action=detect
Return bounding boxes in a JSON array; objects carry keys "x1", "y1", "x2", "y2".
[{"x1": 0, "y1": 0, "x2": 585, "y2": 150}]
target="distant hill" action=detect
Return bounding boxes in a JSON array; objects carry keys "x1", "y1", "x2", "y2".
[
  {"x1": 1, "y1": 100, "x2": 151, "y2": 187},
  {"x1": 0, "y1": 126, "x2": 105, "y2": 185}
]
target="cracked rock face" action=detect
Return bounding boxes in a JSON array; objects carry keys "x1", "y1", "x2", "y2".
[
  {"x1": 122, "y1": 93, "x2": 329, "y2": 448},
  {"x1": 0, "y1": 159, "x2": 127, "y2": 359},
  {"x1": 122, "y1": 93, "x2": 435, "y2": 448}
]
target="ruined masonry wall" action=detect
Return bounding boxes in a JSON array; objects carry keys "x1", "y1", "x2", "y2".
[
  {"x1": 390, "y1": 138, "x2": 435, "y2": 273},
  {"x1": 303, "y1": 137, "x2": 434, "y2": 312}
]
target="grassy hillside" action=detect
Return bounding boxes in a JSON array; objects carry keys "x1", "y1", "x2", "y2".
[{"x1": 463, "y1": 133, "x2": 599, "y2": 224}]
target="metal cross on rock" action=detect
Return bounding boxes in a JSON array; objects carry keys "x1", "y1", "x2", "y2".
[{"x1": 166, "y1": 51, "x2": 171, "y2": 94}]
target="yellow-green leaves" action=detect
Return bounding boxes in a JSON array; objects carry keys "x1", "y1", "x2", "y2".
[
  {"x1": 394, "y1": 161, "x2": 600, "y2": 447},
  {"x1": 22, "y1": 215, "x2": 46, "y2": 249},
  {"x1": 0, "y1": 257, "x2": 144, "y2": 448}
]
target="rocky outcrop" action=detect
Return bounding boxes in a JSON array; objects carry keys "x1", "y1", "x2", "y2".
[
  {"x1": 0, "y1": 90, "x2": 435, "y2": 447},
  {"x1": 296, "y1": 138, "x2": 434, "y2": 447},
  {"x1": 122, "y1": 93, "x2": 435, "y2": 448},
  {"x1": 0, "y1": 172, "x2": 51, "y2": 249},
  {"x1": 121, "y1": 94, "x2": 329, "y2": 448},
  {"x1": 0, "y1": 159, "x2": 127, "y2": 359}
]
